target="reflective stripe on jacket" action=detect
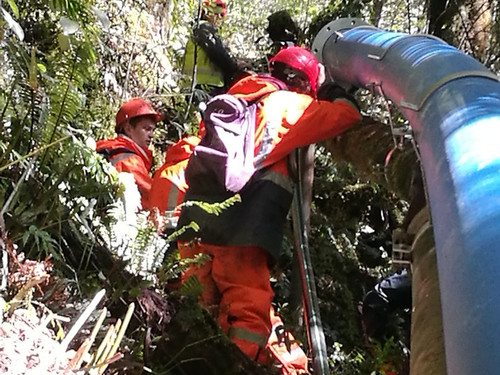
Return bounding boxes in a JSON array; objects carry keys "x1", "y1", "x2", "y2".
[
  {"x1": 96, "y1": 135, "x2": 153, "y2": 207},
  {"x1": 178, "y1": 75, "x2": 362, "y2": 258}
]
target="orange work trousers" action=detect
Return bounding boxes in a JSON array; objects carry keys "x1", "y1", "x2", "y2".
[{"x1": 179, "y1": 241, "x2": 274, "y2": 362}]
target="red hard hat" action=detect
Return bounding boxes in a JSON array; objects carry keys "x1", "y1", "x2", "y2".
[
  {"x1": 270, "y1": 46, "x2": 321, "y2": 93},
  {"x1": 203, "y1": 0, "x2": 227, "y2": 17},
  {"x1": 115, "y1": 98, "x2": 163, "y2": 130}
]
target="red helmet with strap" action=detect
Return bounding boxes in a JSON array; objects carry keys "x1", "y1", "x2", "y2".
[
  {"x1": 270, "y1": 46, "x2": 321, "y2": 93},
  {"x1": 116, "y1": 98, "x2": 163, "y2": 131},
  {"x1": 203, "y1": 0, "x2": 227, "y2": 17}
]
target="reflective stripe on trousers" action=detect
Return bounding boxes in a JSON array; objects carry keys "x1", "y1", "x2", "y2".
[{"x1": 179, "y1": 241, "x2": 274, "y2": 362}]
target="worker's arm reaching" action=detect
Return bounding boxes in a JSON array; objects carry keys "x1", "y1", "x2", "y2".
[{"x1": 192, "y1": 22, "x2": 239, "y2": 75}]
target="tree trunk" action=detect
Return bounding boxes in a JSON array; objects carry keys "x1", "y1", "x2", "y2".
[
  {"x1": 408, "y1": 209, "x2": 447, "y2": 375},
  {"x1": 371, "y1": 0, "x2": 386, "y2": 27},
  {"x1": 325, "y1": 118, "x2": 447, "y2": 374},
  {"x1": 469, "y1": 0, "x2": 492, "y2": 59},
  {"x1": 427, "y1": 0, "x2": 454, "y2": 36}
]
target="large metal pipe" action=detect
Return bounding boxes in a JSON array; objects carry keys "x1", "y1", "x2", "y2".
[{"x1": 312, "y1": 18, "x2": 500, "y2": 375}]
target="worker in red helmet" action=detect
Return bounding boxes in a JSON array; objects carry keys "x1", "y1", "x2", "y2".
[
  {"x1": 269, "y1": 45, "x2": 323, "y2": 94},
  {"x1": 177, "y1": 46, "x2": 361, "y2": 367},
  {"x1": 182, "y1": 0, "x2": 247, "y2": 104},
  {"x1": 203, "y1": 0, "x2": 227, "y2": 17},
  {"x1": 96, "y1": 98, "x2": 163, "y2": 208}
]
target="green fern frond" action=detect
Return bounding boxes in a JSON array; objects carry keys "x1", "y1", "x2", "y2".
[
  {"x1": 180, "y1": 252, "x2": 211, "y2": 270},
  {"x1": 163, "y1": 246, "x2": 180, "y2": 264},
  {"x1": 160, "y1": 247, "x2": 181, "y2": 271},
  {"x1": 179, "y1": 194, "x2": 242, "y2": 216},
  {"x1": 179, "y1": 274, "x2": 205, "y2": 299},
  {"x1": 48, "y1": 0, "x2": 93, "y2": 23},
  {"x1": 4, "y1": 39, "x2": 30, "y2": 78},
  {"x1": 158, "y1": 248, "x2": 213, "y2": 285},
  {"x1": 165, "y1": 221, "x2": 200, "y2": 243},
  {"x1": 156, "y1": 250, "x2": 181, "y2": 283}
]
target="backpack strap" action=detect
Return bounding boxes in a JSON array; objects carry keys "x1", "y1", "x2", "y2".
[
  {"x1": 248, "y1": 74, "x2": 289, "y2": 169},
  {"x1": 97, "y1": 147, "x2": 139, "y2": 165},
  {"x1": 255, "y1": 74, "x2": 288, "y2": 91}
]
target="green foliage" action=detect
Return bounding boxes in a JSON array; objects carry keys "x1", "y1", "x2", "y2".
[
  {"x1": 179, "y1": 273, "x2": 205, "y2": 299},
  {"x1": 327, "y1": 337, "x2": 408, "y2": 374},
  {"x1": 0, "y1": 0, "x2": 120, "y2": 274},
  {"x1": 5, "y1": 1, "x2": 19, "y2": 18},
  {"x1": 307, "y1": 0, "x2": 365, "y2": 42},
  {"x1": 329, "y1": 342, "x2": 368, "y2": 375},
  {"x1": 166, "y1": 221, "x2": 200, "y2": 243},
  {"x1": 309, "y1": 151, "x2": 401, "y2": 340},
  {"x1": 22, "y1": 224, "x2": 60, "y2": 260},
  {"x1": 370, "y1": 337, "x2": 409, "y2": 374},
  {"x1": 180, "y1": 194, "x2": 242, "y2": 216},
  {"x1": 156, "y1": 247, "x2": 183, "y2": 284}
]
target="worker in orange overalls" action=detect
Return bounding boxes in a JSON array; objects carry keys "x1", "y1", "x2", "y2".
[
  {"x1": 96, "y1": 98, "x2": 163, "y2": 208},
  {"x1": 177, "y1": 46, "x2": 362, "y2": 367},
  {"x1": 147, "y1": 127, "x2": 309, "y2": 373}
]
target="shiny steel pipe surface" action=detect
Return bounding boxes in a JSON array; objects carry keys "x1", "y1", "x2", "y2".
[{"x1": 313, "y1": 18, "x2": 500, "y2": 375}]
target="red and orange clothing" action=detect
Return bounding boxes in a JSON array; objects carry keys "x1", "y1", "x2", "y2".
[
  {"x1": 178, "y1": 74, "x2": 362, "y2": 362},
  {"x1": 145, "y1": 135, "x2": 201, "y2": 214},
  {"x1": 268, "y1": 307, "x2": 309, "y2": 374},
  {"x1": 179, "y1": 75, "x2": 361, "y2": 256},
  {"x1": 146, "y1": 135, "x2": 200, "y2": 215},
  {"x1": 96, "y1": 135, "x2": 153, "y2": 208}
]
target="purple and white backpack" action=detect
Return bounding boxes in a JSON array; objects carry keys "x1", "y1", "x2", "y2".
[{"x1": 185, "y1": 77, "x2": 287, "y2": 194}]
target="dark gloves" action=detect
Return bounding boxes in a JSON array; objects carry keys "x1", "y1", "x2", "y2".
[
  {"x1": 192, "y1": 88, "x2": 212, "y2": 106},
  {"x1": 317, "y1": 82, "x2": 346, "y2": 101},
  {"x1": 192, "y1": 22, "x2": 239, "y2": 75},
  {"x1": 266, "y1": 10, "x2": 299, "y2": 44},
  {"x1": 317, "y1": 81, "x2": 361, "y2": 111}
]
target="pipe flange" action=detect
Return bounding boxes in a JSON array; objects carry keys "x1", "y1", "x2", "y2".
[{"x1": 311, "y1": 17, "x2": 372, "y2": 62}]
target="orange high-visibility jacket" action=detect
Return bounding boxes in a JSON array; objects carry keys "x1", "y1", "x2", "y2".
[
  {"x1": 96, "y1": 135, "x2": 153, "y2": 207},
  {"x1": 146, "y1": 135, "x2": 201, "y2": 214},
  {"x1": 178, "y1": 75, "x2": 362, "y2": 258}
]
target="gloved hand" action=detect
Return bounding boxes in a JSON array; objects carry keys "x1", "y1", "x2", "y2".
[
  {"x1": 317, "y1": 81, "x2": 348, "y2": 101},
  {"x1": 236, "y1": 59, "x2": 253, "y2": 71},
  {"x1": 317, "y1": 81, "x2": 360, "y2": 111},
  {"x1": 192, "y1": 88, "x2": 212, "y2": 106}
]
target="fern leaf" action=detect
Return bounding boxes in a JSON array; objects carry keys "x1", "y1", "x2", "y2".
[
  {"x1": 179, "y1": 274, "x2": 204, "y2": 299},
  {"x1": 180, "y1": 194, "x2": 242, "y2": 216}
]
